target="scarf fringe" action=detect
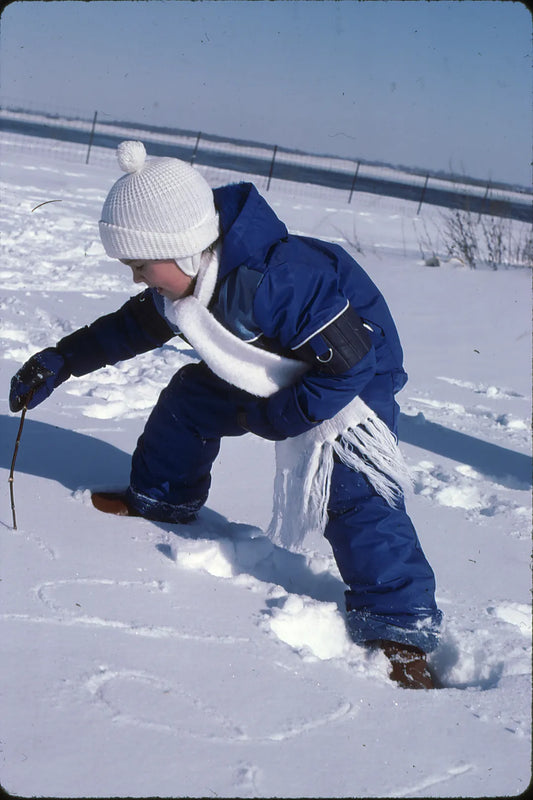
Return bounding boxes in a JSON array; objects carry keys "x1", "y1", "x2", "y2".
[
  {"x1": 333, "y1": 415, "x2": 414, "y2": 508},
  {"x1": 268, "y1": 439, "x2": 334, "y2": 550},
  {"x1": 268, "y1": 411, "x2": 413, "y2": 551}
]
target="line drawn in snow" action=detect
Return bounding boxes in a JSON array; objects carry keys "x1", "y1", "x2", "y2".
[
  {"x1": 34, "y1": 576, "x2": 169, "y2": 612},
  {"x1": 0, "y1": 611, "x2": 248, "y2": 644},
  {"x1": 0, "y1": 523, "x2": 57, "y2": 559},
  {"x1": 387, "y1": 762, "x2": 474, "y2": 798},
  {"x1": 436, "y1": 376, "x2": 525, "y2": 399},
  {"x1": 0, "y1": 576, "x2": 248, "y2": 644},
  {"x1": 82, "y1": 665, "x2": 357, "y2": 743}
]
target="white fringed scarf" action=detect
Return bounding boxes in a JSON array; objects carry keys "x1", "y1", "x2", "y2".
[{"x1": 164, "y1": 247, "x2": 413, "y2": 551}]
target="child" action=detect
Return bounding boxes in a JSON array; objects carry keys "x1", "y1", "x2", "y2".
[{"x1": 10, "y1": 141, "x2": 442, "y2": 689}]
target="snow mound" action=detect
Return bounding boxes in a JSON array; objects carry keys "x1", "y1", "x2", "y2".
[{"x1": 266, "y1": 595, "x2": 354, "y2": 660}]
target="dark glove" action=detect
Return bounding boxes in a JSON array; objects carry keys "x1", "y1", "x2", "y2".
[{"x1": 9, "y1": 348, "x2": 70, "y2": 412}]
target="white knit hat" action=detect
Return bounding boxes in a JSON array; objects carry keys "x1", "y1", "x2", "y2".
[{"x1": 99, "y1": 141, "x2": 219, "y2": 275}]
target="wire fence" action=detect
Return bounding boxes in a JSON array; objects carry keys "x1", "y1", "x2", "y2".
[{"x1": 1, "y1": 99, "x2": 531, "y2": 223}]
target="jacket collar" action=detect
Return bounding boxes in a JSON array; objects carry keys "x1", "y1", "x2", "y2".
[{"x1": 213, "y1": 183, "x2": 288, "y2": 281}]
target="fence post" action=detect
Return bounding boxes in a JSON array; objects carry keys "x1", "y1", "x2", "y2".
[
  {"x1": 190, "y1": 131, "x2": 202, "y2": 165},
  {"x1": 266, "y1": 145, "x2": 278, "y2": 190},
  {"x1": 85, "y1": 111, "x2": 98, "y2": 165},
  {"x1": 478, "y1": 180, "x2": 491, "y2": 222},
  {"x1": 416, "y1": 174, "x2": 429, "y2": 215},
  {"x1": 348, "y1": 161, "x2": 361, "y2": 204}
]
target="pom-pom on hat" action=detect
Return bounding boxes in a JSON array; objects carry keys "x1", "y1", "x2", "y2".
[{"x1": 99, "y1": 141, "x2": 219, "y2": 274}]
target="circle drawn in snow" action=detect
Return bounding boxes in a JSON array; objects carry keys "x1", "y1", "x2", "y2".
[
  {"x1": 35, "y1": 577, "x2": 168, "y2": 615},
  {"x1": 32, "y1": 577, "x2": 243, "y2": 644},
  {"x1": 85, "y1": 662, "x2": 356, "y2": 743}
]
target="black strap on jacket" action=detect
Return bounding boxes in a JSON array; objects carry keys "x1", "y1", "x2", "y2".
[{"x1": 294, "y1": 303, "x2": 372, "y2": 375}]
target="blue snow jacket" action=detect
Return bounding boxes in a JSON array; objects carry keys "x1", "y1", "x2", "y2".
[{"x1": 56, "y1": 182, "x2": 408, "y2": 441}]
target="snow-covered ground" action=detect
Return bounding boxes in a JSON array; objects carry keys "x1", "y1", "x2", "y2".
[{"x1": 0, "y1": 134, "x2": 531, "y2": 798}]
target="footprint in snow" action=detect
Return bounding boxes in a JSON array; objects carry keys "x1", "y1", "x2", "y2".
[
  {"x1": 487, "y1": 602, "x2": 531, "y2": 636},
  {"x1": 409, "y1": 396, "x2": 529, "y2": 433},
  {"x1": 411, "y1": 460, "x2": 523, "y2": 517}
]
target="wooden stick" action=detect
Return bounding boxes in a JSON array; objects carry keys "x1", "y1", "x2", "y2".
[{"x1": 8, "y1": 393, "x2": 33, "y2": 530}]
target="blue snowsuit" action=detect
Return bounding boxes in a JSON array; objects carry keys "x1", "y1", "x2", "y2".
[{"x1": 55, "y1": 182, "x2": 442, "y2": 652}]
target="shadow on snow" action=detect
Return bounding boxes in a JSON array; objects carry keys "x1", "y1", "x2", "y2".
[
  {"x1": 3, "y1": 414, "x2": 529, "y2": 495},
  {"x1": 1, "y1": 413, "x2": 530, "y2": 609},
  {"x1": 399, "y1": 412, "x2": 532, "y2": 490},
  {"x1": 0, "y1": 414, "x2": 347, "y2": 607}
]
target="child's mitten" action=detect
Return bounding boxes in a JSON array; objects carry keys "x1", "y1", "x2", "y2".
[{"x1": 9, "y1": 348, "x2": 70, "y2": 412}]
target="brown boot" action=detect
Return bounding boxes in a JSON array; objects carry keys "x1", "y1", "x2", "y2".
[
  {"x1": 91, "y1": 490, "x2": 199, "y2": 523},
  {"x1": 375, "y1": 639, "x2": 436, "y2": 689},
  {"x1": 91, "y1": 491, "x2": 141, "y2": 517}
]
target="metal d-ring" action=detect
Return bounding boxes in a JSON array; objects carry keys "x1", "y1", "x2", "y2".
[{"x1": 316, "y1": 348, "x2": 333, "y2": 364}]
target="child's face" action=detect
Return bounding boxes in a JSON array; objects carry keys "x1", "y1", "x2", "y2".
[{"x1": 120, "y1": 259, "x2": 194, "y2": 301}]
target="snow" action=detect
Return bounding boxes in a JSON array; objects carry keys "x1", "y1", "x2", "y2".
[{"x1": 0, "y1": 134, "x2": 531, "y2": 798}]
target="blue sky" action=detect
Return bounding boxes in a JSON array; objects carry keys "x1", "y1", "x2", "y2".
[{"x1": 1, "y1": 0, "x2": 531, "y2": 186}]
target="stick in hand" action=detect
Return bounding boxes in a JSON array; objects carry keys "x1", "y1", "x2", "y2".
[{"x1": 8, "y1": 390, "x2": 34, "y2": 530}]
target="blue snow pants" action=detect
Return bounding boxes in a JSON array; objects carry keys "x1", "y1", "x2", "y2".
[{"x1": 128, "y1": 362, "x2": 442, "y2": 652}]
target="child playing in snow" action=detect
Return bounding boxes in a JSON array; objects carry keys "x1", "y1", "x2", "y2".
[{"x1": 10, "y1": 141, "x2": 442, "y2": 689}]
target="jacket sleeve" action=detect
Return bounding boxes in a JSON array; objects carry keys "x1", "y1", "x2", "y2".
[
  {"x1": 245, "y1": 260, "x2": 377, "y2": 440},
  {"x1": 56, "y1": 289, "x2": 176, "y2": 377}
]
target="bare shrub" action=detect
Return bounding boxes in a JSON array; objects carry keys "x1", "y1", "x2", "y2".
[
  {"x1": 441, "y1": 209, "x2": 478, "y2": 268},
  {"x1": 415, "y1": 217, "x2": 441, "y2": 266},
  {"x1": 481, "y1": 215, "x2": 507, "y2": 270},
  {"x1": 512, "y1": 225, "x2": 533, "y2": 269},
  {"x1": 415, "y1": 207, "x2": 532, "y2": 270}
]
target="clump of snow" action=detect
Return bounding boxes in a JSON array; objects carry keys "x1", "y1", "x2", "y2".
[
  {"x1": 266, "y1": 595, "x2": 354, "y2": 660},
  {"x1": 436, "y1": 484, "x2": 483, "y2": 510},
  {"x1": 173, "y1": 538, "x2": 236, "y2": 579}
]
